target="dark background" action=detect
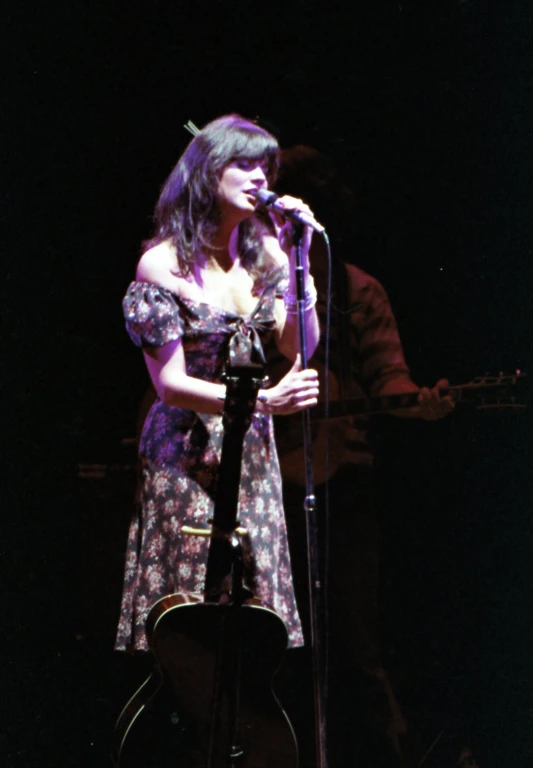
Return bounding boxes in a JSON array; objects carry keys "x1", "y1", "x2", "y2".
[{"x1": 3, "y1": 1, "x2": 533, "y2": 766}]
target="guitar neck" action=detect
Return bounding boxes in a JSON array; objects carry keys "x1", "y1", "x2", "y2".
[
  {"x1": 319, "y1": 391, "x2": 423, "y2": 419},
  {"x1": 316, "y1": 377, "x2": 525, "y2": 419}
]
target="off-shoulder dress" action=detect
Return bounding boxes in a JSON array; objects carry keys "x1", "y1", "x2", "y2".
[{"x1": 115, "y1": 279, "x2": 304, "y2": 652}]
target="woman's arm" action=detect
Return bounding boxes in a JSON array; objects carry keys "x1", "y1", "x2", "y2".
[
  {"x1": 262, "y1": 205, "x2": 320, "y2": 362},
  {"x1": 144, "y1": 338, "x2": 319, "y2": 416},
  {"x1": 275, "y1": 252, "x2": 320, "y2": 362},
  {"x1": 143, "y1": 340, "x2": 226, "y2": 414}
]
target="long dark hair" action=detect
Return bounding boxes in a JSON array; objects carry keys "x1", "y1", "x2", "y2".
[{"x1": 146, "y1": 114, "x2": 280, "y2": 277}]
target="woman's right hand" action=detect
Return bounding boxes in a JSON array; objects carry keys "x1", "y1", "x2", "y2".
[
  {"x1": 258, "y1": 355, "x2": 319, "y2": 415},
  {"x1": 266, "y1": 194, "x2": 315, "y2": 270}
]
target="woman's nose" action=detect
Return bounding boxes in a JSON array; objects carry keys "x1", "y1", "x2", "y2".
[{"x1": 250, "y1": 165, "x2": 267, "y2": 186}]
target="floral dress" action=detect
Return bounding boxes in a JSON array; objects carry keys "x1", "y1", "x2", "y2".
[{"x1": 115, "y1": 278, "x2": 304, "y2": 652}]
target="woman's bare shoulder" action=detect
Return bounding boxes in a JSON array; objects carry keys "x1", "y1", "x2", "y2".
[{"x1": 136, "y1": 241, "x2": 177, "y2": 283}]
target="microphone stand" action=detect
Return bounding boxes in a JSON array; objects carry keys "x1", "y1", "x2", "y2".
[{"x1": 292, "y1": 222, "x2": 328, "y2": 768}]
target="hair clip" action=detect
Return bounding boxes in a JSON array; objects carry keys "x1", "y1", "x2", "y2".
[{"x1": 183, "y1": 120, "x2": 200, "y2": 137}]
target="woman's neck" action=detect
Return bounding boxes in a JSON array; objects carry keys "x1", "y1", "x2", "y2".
[
  {"x1": 206, "y1": 227, "x2": 239, "y2": 272},
  {"x1": 203, "y1": 225, "x2": 241, "y2": 273}
]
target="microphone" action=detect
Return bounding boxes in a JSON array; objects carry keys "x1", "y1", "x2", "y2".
[{"x1": 254, "y1": 189, "x2": 325, "y2": 233}]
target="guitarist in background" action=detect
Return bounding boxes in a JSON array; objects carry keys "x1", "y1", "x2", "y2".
[{"x1": 269, "y1": 145, "x2": 454, "y2": 768}]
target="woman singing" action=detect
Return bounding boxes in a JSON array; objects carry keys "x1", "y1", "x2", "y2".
[{"x1": 115, "y1": 114, "x2": 320, "y2": 653}]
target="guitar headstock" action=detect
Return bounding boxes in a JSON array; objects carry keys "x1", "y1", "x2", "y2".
[{"x1": 455, "y1": 370, "x2": 528, "y2": 410}]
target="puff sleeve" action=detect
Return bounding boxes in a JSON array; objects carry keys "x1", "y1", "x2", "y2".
[{"x1": 122, "y1": 282, "x2": 184, "y2": 348}]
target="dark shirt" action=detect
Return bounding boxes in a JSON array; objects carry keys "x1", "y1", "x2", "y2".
[{"x1": 271, "y1": 263, "x2": 411, "y2": 482}]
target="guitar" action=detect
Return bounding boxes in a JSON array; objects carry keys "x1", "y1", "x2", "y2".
[
  {"x1": 276, "y1": 372, "x2": 528, "y2": 485},
  {"x1": 112, "y1": 364, "x2": 298, "y2": 768},
  {"x1": 312, "y1": 371, "x2": 527, "y2": 418}
]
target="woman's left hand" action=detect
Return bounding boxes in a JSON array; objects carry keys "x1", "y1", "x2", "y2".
[{"x1": 257, "y1": 355, "x2": 319, "y2": 415}]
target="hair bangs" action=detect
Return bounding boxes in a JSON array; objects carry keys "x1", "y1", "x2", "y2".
[
  {"x1": 231, "y1": 128, "x2": 279, "y2": 169},
  {"x1": 207, "y1": 116, "x2": 279, "y2": 183},
  {"x1": 233, "y1": 128, "x2": 279, "y2": 160}
]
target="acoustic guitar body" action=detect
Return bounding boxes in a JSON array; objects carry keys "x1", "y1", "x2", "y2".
[{"x1": 113, "y1": 596, "x2": 299, "y2": 768}]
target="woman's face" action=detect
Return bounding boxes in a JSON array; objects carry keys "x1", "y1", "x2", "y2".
[{"x1": 217, "y1": 158, "x2": 269, "y2": 220}]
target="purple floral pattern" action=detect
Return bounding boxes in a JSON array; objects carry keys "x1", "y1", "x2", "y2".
[{"x1": 116, "y1": 280, "x2": 304, "y2": 652}]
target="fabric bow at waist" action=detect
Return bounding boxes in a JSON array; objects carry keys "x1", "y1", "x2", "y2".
[{"x1": 227, "y1": 316, "x2": 274, "y2": 366}]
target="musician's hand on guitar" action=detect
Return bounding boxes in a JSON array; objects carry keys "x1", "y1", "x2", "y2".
[
  {"x1": 418, "y1": 378, "x2": 455, "y2": 421},
  {"x1": 258, "y1": 355, "x2": 319, "y2": 415}
]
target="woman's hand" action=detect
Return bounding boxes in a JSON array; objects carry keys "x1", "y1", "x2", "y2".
[
  {"x1": 261, "y1": 196, "x2": 321, "y2": 364},
  {"x1": 267, "y1": 195, "x2": 315, "y2": 267},
  {"x1": 258, "y1": 355, "x2": 319, "y2": 415}
]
